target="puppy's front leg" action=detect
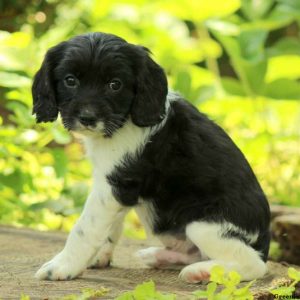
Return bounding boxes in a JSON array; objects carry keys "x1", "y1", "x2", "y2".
[
  {"x1": 35, "y1": 189, "x2": 126, "y2": 280},
  {"x1": 87, "y1": 209, "x2": 127, "y2": 269}
]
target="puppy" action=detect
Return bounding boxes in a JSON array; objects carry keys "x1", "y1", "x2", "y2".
[{"x1": 32, "y1": 32, "x2": 270, "y2": 282}]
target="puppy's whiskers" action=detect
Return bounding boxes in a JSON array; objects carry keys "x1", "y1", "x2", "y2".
[{"x1": 103, "y1": 120, "x2": 123, "y2": 137}]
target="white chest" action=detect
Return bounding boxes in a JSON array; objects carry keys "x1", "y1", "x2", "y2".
[{"x1": 82, "y1": 120, "x2": 152, "y2": 196}]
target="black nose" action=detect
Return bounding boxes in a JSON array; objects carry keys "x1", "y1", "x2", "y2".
[{"x1": 78, "y1": 111, "x2": 97, "y2": 126}]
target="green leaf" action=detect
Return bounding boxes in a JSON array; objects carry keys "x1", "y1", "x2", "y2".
[
  {"x1": 266, "y1": 55, "x2": 300, "y2": 82},
  {"x1": 60, "y1": 287, "x2": 109, "y2": 299},
  {"x1": 6, "y1": 101, "x2": 33, "y2": 127},
  {"x1": 207, "y1": 282, "x2": 217, "y2": 297},
  {"x1": 277, "y1": 0, "x2": 300, "y2": 10},
  {"x1": 221, "y1": 78, "x2": 246, "y2": 96},
  {"x1": 206, "y1": 20, "x2": 240, "y2": 36},
  {"x1": 134, "y1": 280, "x2": 156, "y2": 299},
  {"x1": 156, "y1": 0, "x2": 240, "y2": 23},
  {"x1": 268, "y1": 241, "x2": 282, "y2": 261},
  {"x1": 288, "y1": 267, "x2": 300, "y2": 281},
  {"x1": 210, "y1": 265, "x2": 225, "y2": 284},
  {"x1": 267, "y1": 37, "x2": 300, "y2": 57},
  {"x1": 51, "y1": 126, "x2": 72, "y2": 145},
  {"x1": 241, "y1": 3, "x2": 297, "y2": 31},
  {"x1": 263, "y1": 79, "x2": 300, "y2": 100},
  {"x1": 0, "y1": 51, "x2": 26, "y2": 70},
  {"x1": 0, "y1": 72, "x2": 31, "y2": 88},
  {"x1": 264, "y1": 3, "x2": 299, "y2": 27},
  {"x1": 241, "y1": 0, "x2": 274, "y2": 20},
  {"x1": 227, "y1": 271, "x2": 241, "y2": 286},
  {"x1": 173, "y1": 71, "x2": 192, "y2": 99},
  {"x1": 238, "y1": 30, "x2": 267, "y2": 60},
  {"x1": 193, "y1": 290, "x2": 208, "y2": 299},
  {"x1": 212, "y1": 29, "x2": 267, "y2": 95},
  {"x1": 234, "y1": 280, "x2": 255, "y2": 299},
  {"x1": 115, "y1": 281, "x2": 176, "y2": 300},
  {"x1": 270, "y1": 286, "x2": 295, "y2": 297},
  {"x1": 52, "y1": 148, "x2": 69, "y2": 178},
  {"x1": 0, "y1": 31, "x2": 31, "y2": 48}
]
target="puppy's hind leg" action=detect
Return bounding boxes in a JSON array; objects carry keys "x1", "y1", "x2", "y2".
[
  {"x1": 136, "y1": 247, "x2": 201, "y2": 269},
  {"x1": 179, "y1": 221, "x2": 267, "y2": 283}
]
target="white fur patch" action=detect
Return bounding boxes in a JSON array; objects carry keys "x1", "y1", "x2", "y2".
[{"x1": 182, "y1": 221, "x2": 267, "y2": 282}]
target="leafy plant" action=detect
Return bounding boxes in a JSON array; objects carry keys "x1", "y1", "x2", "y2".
[
  {"x1": 60, "y1": 287, "x2": 109, "y2": 300},
  {"x1": 193, "y1": 266, "x2": 255, "y2": 300},
  {"x1": 115, "y1": 280, "x2": 176, "y2": 300},
  {"x1": 270, "y1": 267, "x2": 300, "y2": 298}
]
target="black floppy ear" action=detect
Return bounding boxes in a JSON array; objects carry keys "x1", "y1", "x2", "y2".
[
  {"x1": 130, "y1": 46, "x2": 168, "y2": 127},
  {"x1": 32, "y1": 42, "x2": 67, "y2": 123}
]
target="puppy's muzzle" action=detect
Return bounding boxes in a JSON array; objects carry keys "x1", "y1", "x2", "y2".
[{"x1": 78, "y1": 110, "x2": 97, "y2": 127}]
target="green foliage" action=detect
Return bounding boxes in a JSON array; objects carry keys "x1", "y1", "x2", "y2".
[
  {"x1": 269, "y1": 241, "x2": 282, "y2": 261},
  {"x1": 16, "y1": 267, "x2": 300, "y2": 299},
  {"x1": 60, "y1": 287, "x2": 109, "y2": 300},
  {"x1": 0, "y1": 0, "x2": 299, "y2": 232},
  {"x1": 193, "y1": 266, "x2": 254, "y2": 300},
  {"x1": 115, "y1": 281, "x2": 176, "y2": 300},
  {"x1": 269, "y1": 267, "x2": 300, "y2": 298}
]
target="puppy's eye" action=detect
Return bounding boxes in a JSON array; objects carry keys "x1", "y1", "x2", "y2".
[
  {"x1": 108, "y1": 79, "x2": 122, "y2": 91},
  {"x1": 64, "y1": 75, "x2": 78, "y2": 88}
]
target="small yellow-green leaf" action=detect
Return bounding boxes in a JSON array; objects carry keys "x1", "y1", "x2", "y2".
[
  {"x1": 288, "y1": 267, "x2": 300, "y2": 281},
  {"x1": 207, "y1": 282, "x2": 217, "y2": 296},
  {"x1": 270, "y1": 286, "x2": 295, "y2": 296},
  {"x1": 210, "y1": 265, "x2": 225, "y2": 284},
  {"x1": 228, "y1": 271, "x2": 241, "y2": 286},
  {"x1": 266, "y1": 55, "x2": 300, "y2": 82},
  {"x1": 193, "y1": 290, "x2": 208, "y2": 299},
  {"x1": 0, "y1": 72, "x2": 31, "y2": 88}
]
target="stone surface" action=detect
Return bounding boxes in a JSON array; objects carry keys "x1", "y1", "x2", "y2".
[
  {"x1": 0, "y1": 225, "x2": 299, "y2": 299},
  {"x1": 270, "y1": 204, "x2": 300, "y2": 220},
  {"x1": 273, "y1": 214, "x2": 300, "y2": 265}
]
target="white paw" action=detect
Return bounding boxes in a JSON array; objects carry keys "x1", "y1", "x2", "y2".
[
  {"x1": 179, "y1": 261, "x2": 213, "y2": 283},
  {"x1": 135, "y1": 247, "x2": 162, "y2": 267},
  {"x1": 88, "y1": 252, "x2": 111, "y2": 269},
  {"x1": 87, "y1": 242, "x2": 113, "y2": 269},
  {"x1": 35, "y1": 251, "x2": 85, "y2": 281}
]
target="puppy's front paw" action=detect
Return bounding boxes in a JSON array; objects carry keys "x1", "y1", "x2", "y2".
[
  {"x1": 88, "y1": 252, "x2": 111, "y2": 269},
  {"x1": 35, "y1": 251, "x2": 84, "y2": 281},
  {"x1": 87, "y1": 242, "x2": 112, "y2": 269}
]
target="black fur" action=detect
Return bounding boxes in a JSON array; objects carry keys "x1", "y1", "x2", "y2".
[
  {"x1": 32, "y1": 32, "x2": 167, "y2": 133},
  {"x1": 32, "y1": 32, "x2": 270, "y2": 262},
  {"x1": 108, "y1": 98, "x2": 271, "y2": 261},
  {"x1": 32, "y1": 42, "x2": 67, "y2": 122}
]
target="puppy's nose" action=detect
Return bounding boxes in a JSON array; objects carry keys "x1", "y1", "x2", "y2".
[{"x1": 78, "y1": 110, "x2": 97, "y2": 126}]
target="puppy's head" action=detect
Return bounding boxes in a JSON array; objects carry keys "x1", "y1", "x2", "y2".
[{"x1": 32, "y1": 32, "x2": 168, "y2": 136}]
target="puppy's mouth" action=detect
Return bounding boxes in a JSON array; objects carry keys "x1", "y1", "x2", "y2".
[
  {"x1": 72, "y1": 119, "x2": 106, "y2": 135},
  {"x1": 63, "y1": 117, "x2": 124, "y2": 138}
]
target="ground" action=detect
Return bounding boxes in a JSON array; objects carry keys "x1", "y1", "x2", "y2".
[{"x1": 0, "y1": 225, "x2": 298, "y2": 299}]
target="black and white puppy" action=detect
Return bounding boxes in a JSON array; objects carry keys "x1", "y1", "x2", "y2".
[{"x1": 32, "y1": 32, "x2": 270, "y2": 282}]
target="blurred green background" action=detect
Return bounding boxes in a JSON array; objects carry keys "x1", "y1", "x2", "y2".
[{"x1": 0, "y1": 0, "x2": 299, "y2": 238}]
